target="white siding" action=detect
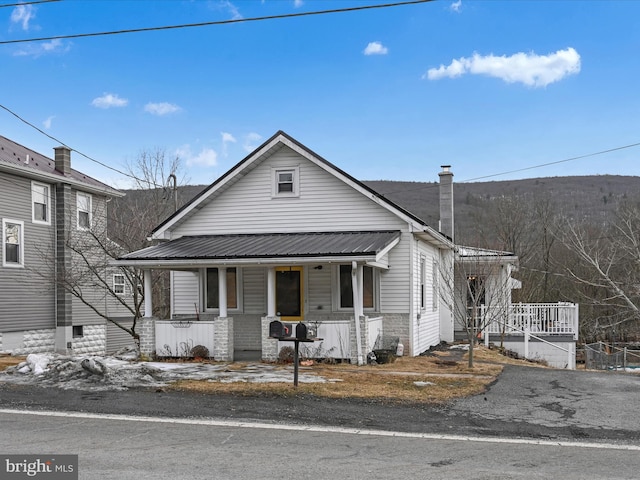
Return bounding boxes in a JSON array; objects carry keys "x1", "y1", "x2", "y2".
[
  {"x1": 173, "y1": 146, "x2": 407, "y2": 236},
  {"x1": 307, "y1": 264, "x2": 332, "y2": 313},
  {"x1": 171, "y1": 271, "x2": 200, "y2": 316},
  {"x1": 410, "y1": 240, "x2": 442, "y2": 355}
]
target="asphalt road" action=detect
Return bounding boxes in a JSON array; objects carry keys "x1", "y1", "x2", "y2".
[
  {"x1": 1, "y1": 365, "x2": 639, "y2": 444},
  {"x1": 1, "y1": 365, "x2": 639, "y2": 479}
]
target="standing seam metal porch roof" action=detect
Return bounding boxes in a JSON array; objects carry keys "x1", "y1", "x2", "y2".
[{"x1": 120, "y1": 231, "x2": 401, "y2": 262}]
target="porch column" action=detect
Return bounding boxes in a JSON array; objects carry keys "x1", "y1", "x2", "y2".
[
  {"x1": 267, "y1": 267, "x2": 276, "y2": 317},
  {"x1": 351, "y1": 262, "x2": 364, "y2": 365},
  {"x1": 143, "y1": 269, "x2": 153, "y2": 318},
  {"x1": 218, "y1": 267, "x2": 228, "y2": 318}
]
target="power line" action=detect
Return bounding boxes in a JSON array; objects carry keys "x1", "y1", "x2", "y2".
[
  {"x1": 0, "y1": 102, "x2": 152, "y2": 187},
  {"x1": 0, "y1": 0, "x2": 434, "y2": 45},
  {"x1": 375, "y1": 141, "x2": 640, "y2": 198},
  {"x1": 0, "y1": 0, "x2": 60, "y2": 7}
]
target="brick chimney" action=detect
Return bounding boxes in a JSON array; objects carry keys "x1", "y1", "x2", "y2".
[
  {"x1": 54, "y1": 146, "x2": 71, "y2": 175},
  {"x1": 438, "y1": 165, "x2": 454, "y2": 242}
]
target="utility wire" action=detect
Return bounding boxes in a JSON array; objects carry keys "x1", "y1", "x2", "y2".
[
  {"x1": 0, "y1": 102, "x2": 154, "y2": 187},
  {"x1": 0, "y1": 0, "x2": 59, "y2": 7},
  {"x1": 0, "y1": 0, "x2": 433, "y2": 45}
]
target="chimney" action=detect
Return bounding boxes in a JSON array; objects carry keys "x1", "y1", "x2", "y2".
[
  {"x1": 438, "y1": 165, "x2": 454, "y2": 242},
  {"x1": 54, "y1": 146, "x2": 71, "y2": 175}
]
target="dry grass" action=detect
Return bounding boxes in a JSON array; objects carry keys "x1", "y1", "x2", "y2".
[
  {"x1": 170, "y1": 346, "x2": 524, "y2": 405},
  {"x1": 0, "y1": 355, "x2": 25, "y2": 370}
]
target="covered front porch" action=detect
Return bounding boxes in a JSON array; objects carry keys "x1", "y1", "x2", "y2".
[{"x1": 116, "y1": 231, "x2": 401, "y2": 364}]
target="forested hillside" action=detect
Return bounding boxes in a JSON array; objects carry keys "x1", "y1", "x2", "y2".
[{"x1": 110, "y1": 174, "x2": 640, "y2": 342}]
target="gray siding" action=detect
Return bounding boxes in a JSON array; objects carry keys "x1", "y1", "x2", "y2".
[
  {"x1": 106, "y1": 318, "x2": 137, "y2": 354},
  {"x1": 0, "y1": 172, "x2": 55, "y2": 331}
]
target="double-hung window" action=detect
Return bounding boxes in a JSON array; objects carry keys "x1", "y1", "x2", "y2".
[
  {"x1": 272, "y1": 167, "x2": 299, "y2": 197},
  {"x1": 113, "y1": 274, "x2": 126, "y2": 295},
  {"x1": 32, "y1": 182, "x2": 50, "y2": 225},
  {"x1": 3, "y1": 219, "x2": 24, "y2": 267},
  {"x1": 77, "y1": 192, "x2": 92, "y2": 230},
  {"x1": 205, "y1": 267, "x2": 238, "y2": 310},
  {"x1": 338, "y1": 264, "x2": 375, "y2": 309}
]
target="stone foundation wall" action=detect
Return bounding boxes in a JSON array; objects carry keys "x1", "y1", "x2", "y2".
[
  {"x1": 213, "y1": 317, "x2": 234, "y2": 361},
  {"x1": 72, "y1": 325, "x2": 107, "y2": 355},
  {"x1": 261, "y1": 317, "x2": 279, "y2": 361},
  {"x1": 11, "y1": 329, "x2": 56, "y2": 355},
  {"x1": 139, "y1": 318, "x2": 156, "y2": 359}
]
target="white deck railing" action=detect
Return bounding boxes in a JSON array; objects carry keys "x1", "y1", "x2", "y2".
[{"x1": 482, "y1": 303, "x2": 579, "y2": 340}]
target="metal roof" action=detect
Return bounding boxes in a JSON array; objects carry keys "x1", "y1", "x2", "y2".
[{"x1": 120, "y1": 230, "x2": 401, "y2": 262}]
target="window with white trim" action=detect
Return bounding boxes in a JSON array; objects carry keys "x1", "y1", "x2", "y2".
[
  {"x1": 338, "y1": 264, "x2": 375, "y2": 310},
  {"x1": 32, "y1": 182, "x2": 51, "y2": 224},
  {"x1": 432, "y1": 259, "x2": 439, "y2": 311},
  {"x1": 205, "y1": 267, "x2": 239, "y2": 310},
  {"x1": 272, "y1": 167, "x2": 299, "y2": 197},
  {"x1": 113, "y1": 273, "x2": 126, "y2": 295},
  {"x1": 77, "y1": 192, "x2": 92, "y2": 230},
  {"x1": 3, "y1": 219, "x2": 24, "y2": 267},
  {"x1": 420, "y1": 256, "x2": 426, "y2": 310}
]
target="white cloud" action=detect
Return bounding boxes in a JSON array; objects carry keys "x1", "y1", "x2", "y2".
[
  {"x1": 293, "y1": 0, "x2": 304, "y2": 7},
  {"x1": 176, "y1": 144, "x2": 218, "y2": 167},
  {"x1": 216, "y1": 1, "x2": 243, "y2": 20},
  {"x1": 450, "y1": 0, "x2": 462, "y2": 13},
  {"x1": 243, "y1": 132, "x2": 263, "y2": 153},
  {"x1": 11, "y1": 4, "x2": 35, "y2": 31},
  {"x1": 424, "y1": 47, "x2": 581, "y2": 88},
  {"x1": 144, "y1": 102, "x2": 181, "y2": 116},
  {"x1": 221, "y1": 132, "x2": 237, "y2": 156},
  {"x1": 364, "y1": 41, "x2": 388, "y2": 56},
  {"x1": 43, "y1": 116, "x2": 55, "y2": 130},
  {"x1": 13, "y1": 39, "x2": 70, "y2": 57},
  {"x1": 91, "y1": 93, "x2": 129, "y2": 109}
]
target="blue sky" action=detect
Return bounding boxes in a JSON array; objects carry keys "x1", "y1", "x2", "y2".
[{"x1": 2, "y1": 0, "x2": 640, "y2": 188}]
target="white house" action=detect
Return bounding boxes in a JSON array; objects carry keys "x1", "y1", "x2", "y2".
[{"x1": 117, "y1": 131, "x2": 456, "y2": 363}]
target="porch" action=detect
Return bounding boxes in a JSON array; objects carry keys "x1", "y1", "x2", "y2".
[{"x1": 481, "y1": 302, "x2": 579, "y2": 369}]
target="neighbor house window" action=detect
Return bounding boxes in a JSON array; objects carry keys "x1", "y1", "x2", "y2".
[
  {"x1": 32, "y1": 182, "x2": 51, "y2": 224},
  {"x1": 420, "y1": 256, "x2": 426, "y2": 310},
  {"x1": 272, "y1": 167, "x2": 299, "y2": 197},
  {"x1": 113, "y1": 273, "x2": 126, "y2": 295},
  {"x1": 432, "y1": 259, "x2": 439, "y2": 311},
  {"x1": 338, "y1": 264, "x2": 374, "y2": 309},
  {"x1": 206, "y1": 267, "x2": 238, "y2": 310},
  {"x1": 77, "y1": 192, "x2": 92, "y2": 230},
  {"x1": 3, "y1": 219, "x2": 24, "y2": 267}
]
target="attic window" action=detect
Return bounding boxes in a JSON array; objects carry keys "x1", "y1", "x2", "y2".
[{"x1": 272, "y1": 167, "x2": 299, "y2": 197}]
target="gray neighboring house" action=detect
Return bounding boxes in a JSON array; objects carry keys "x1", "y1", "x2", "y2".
[{"x1": 0, "y1": 135, "x2": 132, "y2": 355}]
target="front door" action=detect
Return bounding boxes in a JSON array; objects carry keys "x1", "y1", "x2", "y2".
[{"x1": 276, "y1": 266, "x2": 304, "y2": 320}]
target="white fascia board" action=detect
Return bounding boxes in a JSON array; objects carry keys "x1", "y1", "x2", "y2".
[
  {"x1": 112, "y1": 254, "x2": 377, "y2": 269},
  {"x1": 0, "y1": 162, "x2": 123, "y2": 197},
  {"x1": 151, "y1": 135, "x2": 286, "y2": 240},
  {"x1": 375, "y1": 236, "x2": 401, "y2": 263}
]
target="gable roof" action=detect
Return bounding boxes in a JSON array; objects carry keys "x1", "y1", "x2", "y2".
[
  {"x1": 0, "y1": 135, "x2": 122, "y2": 197},
  {"x1": 151, "y1": 130, "x2": 451, "y2": 248}
]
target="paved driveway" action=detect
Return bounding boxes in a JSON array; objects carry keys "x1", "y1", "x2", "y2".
[{"x1": 448, "y1": 365, "x2": 640, "y2": 441}]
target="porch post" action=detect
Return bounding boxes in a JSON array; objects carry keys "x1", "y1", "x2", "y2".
[
  {"x1": 352, "y1": 262, "x2": 363, "y2": 365},
  {"x1": 143, "y1": 269, "x2": 153, "y2": 318},
  {"x1": 267, "y1": 267, "x2": 276, "y2": 317},
  {"x1": 218, "y1": 267, "x2": 228, "y2": 318}
]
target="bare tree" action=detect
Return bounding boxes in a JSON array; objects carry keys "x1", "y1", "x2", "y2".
[
  {"x1": 554, "y1": 200, "x2": 640, "y2": 341},
  {"x1": 440, "y1": 248, "x2": 516, "y2": 367}
]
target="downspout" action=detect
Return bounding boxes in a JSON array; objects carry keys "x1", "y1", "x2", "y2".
[{"x1": 352, "y1": 261, "x2": 363, "y2": 365}]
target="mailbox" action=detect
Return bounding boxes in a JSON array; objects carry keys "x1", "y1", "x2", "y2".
[
  {"x1": 269, "y1": 320, "x2": 284, "y2": 339},
  {"x1": 294, "y1": 322, "x2": 317, "y2": 340},
  {"x1": 295, "y1": 322, "x2": 307, "y2": 339}
]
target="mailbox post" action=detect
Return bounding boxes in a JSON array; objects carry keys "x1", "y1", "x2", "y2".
[{"x1": 269, "y1": 320, "x2": 321, "y2": 387}]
